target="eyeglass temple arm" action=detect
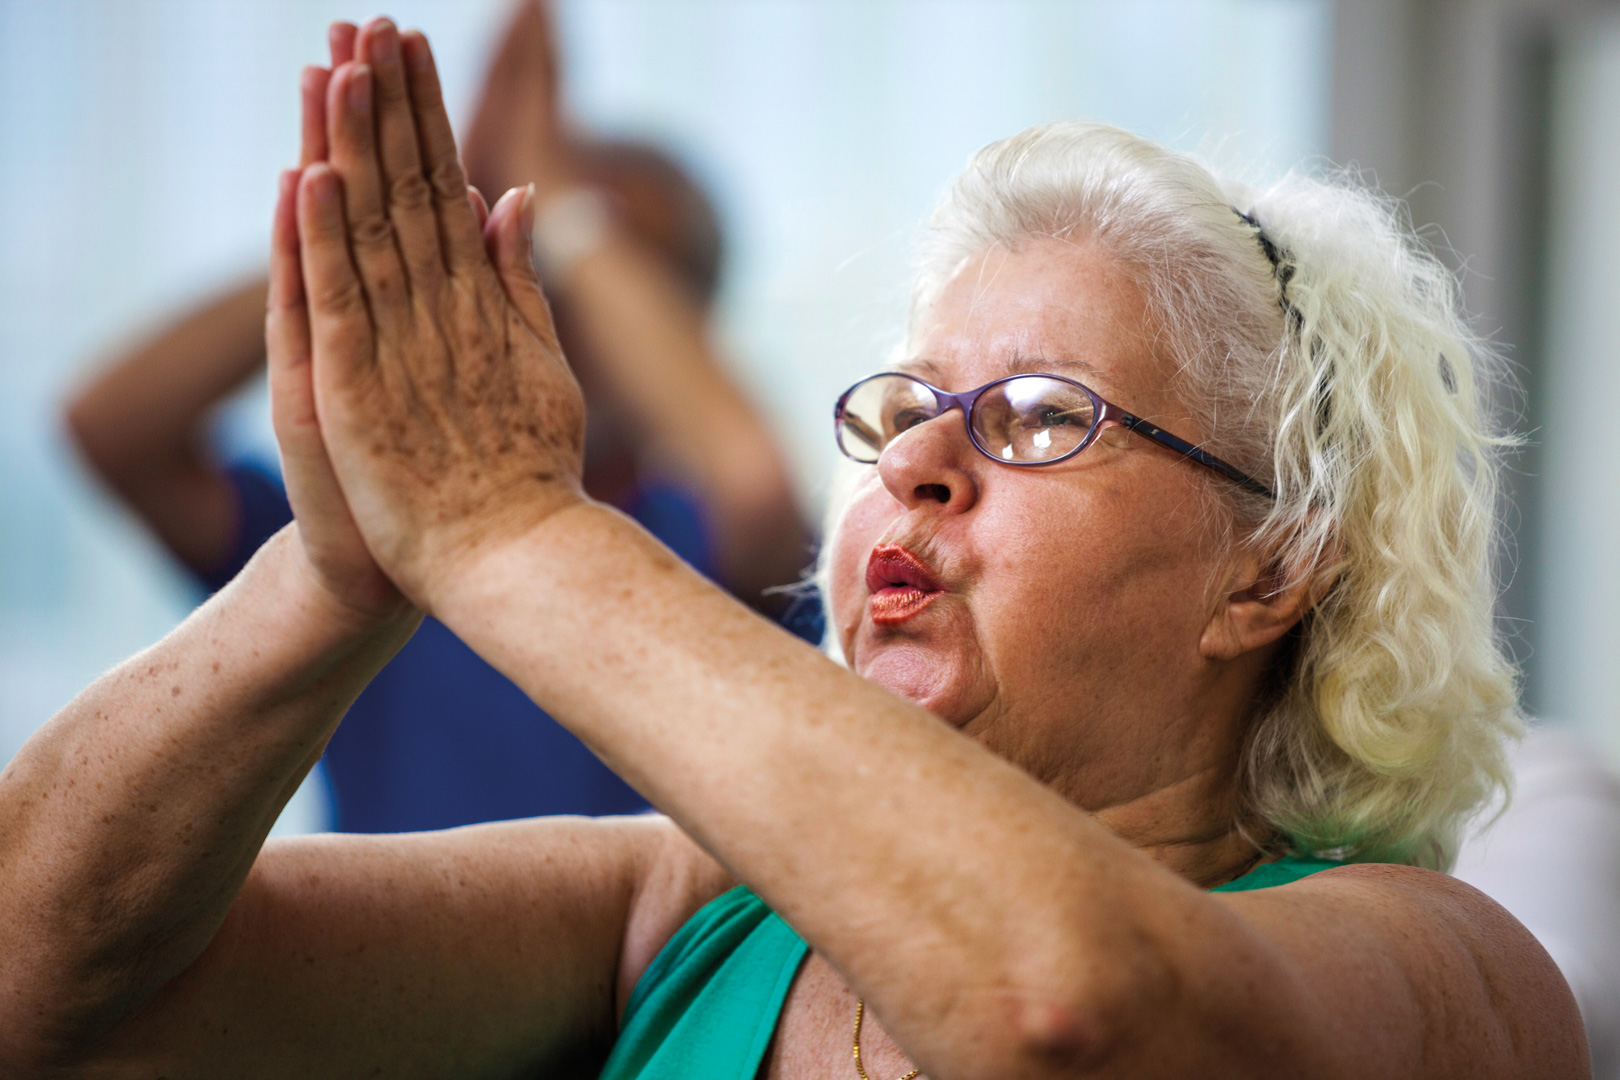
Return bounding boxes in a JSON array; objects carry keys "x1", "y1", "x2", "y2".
[{"x1": 1114, "y1": 412, "x2": 1276, "y2": 500}]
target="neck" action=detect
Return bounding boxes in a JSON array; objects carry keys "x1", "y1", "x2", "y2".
[{"x1": 1087, "y1": 757, "x2": 1267, "y2": 889}]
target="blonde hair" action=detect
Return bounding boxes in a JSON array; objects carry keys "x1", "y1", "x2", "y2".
[{"x1": 822, "y1": 121, "x2": 1520, "y2": 869}]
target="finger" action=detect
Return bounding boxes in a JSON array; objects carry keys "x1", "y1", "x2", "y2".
[
  {"x1": 485, "y1": 183, "x2": 559, "y2": 344},
  {"x1": 268, "y1": 170, "x2": 337, "y2": 490},
  {"x1": 328, "y1": 21, "x2": 357, "y2": 66},
  {"x1": 299, "y1": 65, "x2": 331, "y2": 166},
  {"x1": 277, "y1": 164, "x2": 380, "y2": 587},
  {"x1": 399, "y1": 30, "x2": 493, "y2": 274},
  {"x1": 468, "y1": 185, "x2": 490, "y2": 232},
  {"x1": 356, "y1": 18, "x2": 442, "y2": 283},
  {"x1": 268, "y1": 169, "x2": 311, "y2": 379},
  {"x1": 297, "y1": 163, "x2": 373, "y2": 377},
  {"x1": 491, "y1": 0, "x2": 561, "y2": 111},
  {"x1": 326, "y1": 61, "x2": 409, "y2": 312}
]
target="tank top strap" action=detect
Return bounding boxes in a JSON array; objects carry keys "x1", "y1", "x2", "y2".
[
  {"x1": 599, "y1": 854, "x2": 1346, "y2": 1078},
  {"x1": 1210, "y1": 853, "x2": 1345, "y2": 892}
]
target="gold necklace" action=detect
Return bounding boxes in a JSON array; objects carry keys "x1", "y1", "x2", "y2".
[{"x1": 852, "y1": 998, "x2": 921, "y2": 1080}]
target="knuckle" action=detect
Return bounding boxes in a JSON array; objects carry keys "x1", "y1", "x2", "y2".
[
  {"x1": 313, "y1": 276, "x2": 366, "y2": 316},
  {"x1": 389, "y1": 171, "x2": 433, "y2": 212},
  {"x1": 375, "y1": 74, "x2": 409, "y2": 108},
  {"x1": 351, "y1": 212, "x2": 395, "y2": 251},
  {"x1": 428, "y1": 159, "x2": 468, "y2": 201}
]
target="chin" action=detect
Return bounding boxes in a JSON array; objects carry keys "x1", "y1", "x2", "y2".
[{"x1": 852, "y1": 639, "x2": 980, "y2": 728}]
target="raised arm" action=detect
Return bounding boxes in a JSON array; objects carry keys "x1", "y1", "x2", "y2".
[
  {"x1": 302, "y1": 21, "x2": 1585, "y2": 1080},
  {"x1": 527, "y1": 199, "x2": 811, "y2": 607},
  {"x1": 460, "y1": 0, "x2": 810, "y2": 608},
  {"x1": 63, "y1": 277, "x2": 269, "y2": 573},
  {"x1": 60, "y1": 29, "x2": 361, "y2": 576}
]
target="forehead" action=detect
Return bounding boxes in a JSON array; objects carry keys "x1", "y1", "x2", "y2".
[{"x1": 903, "y1": 236, "x2": 1162, "y2": 398}]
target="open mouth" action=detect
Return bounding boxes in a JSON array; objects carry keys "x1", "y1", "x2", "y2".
[{"x1": 865, "y1": 544, "x2": 944, "y2": 626}]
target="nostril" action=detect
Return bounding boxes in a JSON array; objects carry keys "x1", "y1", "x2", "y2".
[{"x1": 915, "y1": 483, "x2": 951, "y2": 503}]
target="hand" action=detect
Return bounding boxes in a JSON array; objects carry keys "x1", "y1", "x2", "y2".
[
  {"x1": 462, "y1": 0, "x2": 578, "y2": 202},
  {"x1": 264, "y1": 32, "x2": 409, "y2": 622},
  {"x1": 296, "y1": 19, "x2": 588, "y2": 612}
]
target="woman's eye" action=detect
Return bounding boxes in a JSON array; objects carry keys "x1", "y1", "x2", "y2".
[
  {"x1": 1018, "y1": 406, "x2": 1075, "y2": 429},
  {"x1": 892, "y1": 407, "x2": 932, "y2": 432}
]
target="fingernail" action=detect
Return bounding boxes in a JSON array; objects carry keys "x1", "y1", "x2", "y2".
[
  {"x1": 403, "y1": 31, "x2": 432, "y2": 72},
  {"x1": 373, "y1": 20, "x2": 399, "y2": 62},
  {"x1": 521, "y1": 182, "x2": 537, "y2": 235},
  {"x1": 306, "y1": 163, "x2": 338, "y2": 202},
  {"x1": 348, "y1": 64, "x2": 371, "y2": 111},
  {"x1": 300, "y1": 64, "x2": 326, "y2": 94}
]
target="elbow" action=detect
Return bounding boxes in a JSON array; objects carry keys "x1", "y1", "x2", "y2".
[
  {"x1": 60, "y1": 388, "x2": 172, "y2": 498},
  {"x1": 60, "y1": 391, "x2": 117, "y2": 482},
  {"x1": 1010, "y1": 990, "x2": 1145, "y2": 1078},
  {"x1": 961, "y1": 948, "x2": 1173, "y2": 1079},
  {"x1": 60, "y1": 391, "x2": 95, "y2": 458}
]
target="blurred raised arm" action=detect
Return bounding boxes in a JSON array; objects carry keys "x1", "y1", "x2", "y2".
[
  {"x1": 461, "y1": 0, "x2": 810, "y2": 609},
  {"x1": 64, "y1": 276, "x2": 269, "y2": 573},
  {"x1": 61, "y1": 25, "x2": 363, "y2": 577}
]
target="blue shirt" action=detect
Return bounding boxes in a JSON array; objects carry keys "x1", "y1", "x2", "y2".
[{"x1": 203, "y1": 461, "x2": 821, "y2": 833}]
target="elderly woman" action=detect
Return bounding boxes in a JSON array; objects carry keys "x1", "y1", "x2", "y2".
[{"x1": 0, "y1": 18, "x2": 1587, "y2": 1080}]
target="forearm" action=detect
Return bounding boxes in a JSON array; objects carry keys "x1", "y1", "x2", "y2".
[
  {"x1": 556, "y1": 240, "x2": 810, "y2": 597},
  {"x1": 67, "y1": 277, "x2": 270, "y2": 471},
  {"x1": 0, "y1": 528, "x2": 417, "y2": 1067},
  {"x1": 433, "y1": 505, "x2": 1201, "y2": 1075},
  {"x1": 65, "y1": 277, "x2": 273, "y2": 570}
]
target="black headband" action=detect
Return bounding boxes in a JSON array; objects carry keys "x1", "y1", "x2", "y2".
[{"x1": 1234, "y1": 207, "x2": 1300, "y2": 328}]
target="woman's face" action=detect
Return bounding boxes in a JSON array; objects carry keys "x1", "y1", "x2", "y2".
[{"x1": 828, "y1": 236, "x2": 1260, "y2": 810}]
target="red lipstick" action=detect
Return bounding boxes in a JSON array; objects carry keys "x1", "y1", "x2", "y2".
[{"x1": 865, "y1": 545, "x2": 943, "y2": 626}]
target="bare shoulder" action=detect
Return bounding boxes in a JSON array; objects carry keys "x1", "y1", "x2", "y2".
[
  {"x1": 612, "y1": 815, "x2": 735, "y2": 1017},
  {"x1": 1219, "y1": 862, "x2": 1590, "y2": 1079}
]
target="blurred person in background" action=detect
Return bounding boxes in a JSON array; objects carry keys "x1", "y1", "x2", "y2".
[{"x1": 62, "y1": 1, "x2": 811, "y2": 834}]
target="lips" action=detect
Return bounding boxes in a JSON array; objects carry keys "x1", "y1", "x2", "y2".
[{"x1": 865, "y1": 544, "x2": 944, "y2": 626}]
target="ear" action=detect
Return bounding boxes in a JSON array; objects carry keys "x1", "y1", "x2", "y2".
[{"x1": 1199, "y1": 538, "x2": 1329, "y2": 662}]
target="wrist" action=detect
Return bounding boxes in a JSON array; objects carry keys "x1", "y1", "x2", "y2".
[
  {"x1": 423, "y1": 499, "x2": 631, "y2": 652},
  {"x1": 403, "y1": 482, "x2": 592, "y2": 620},
  {"x1": 252, "y1": 526, "x2": 420, "y2": 646},
  {"x1": 530, "y1": 185, "x2": 616, "y2": 286}
]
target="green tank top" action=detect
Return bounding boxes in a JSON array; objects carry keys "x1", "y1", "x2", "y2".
[{"x1": 596, "y1": 855, "x2": 1343, "y2": 1080}]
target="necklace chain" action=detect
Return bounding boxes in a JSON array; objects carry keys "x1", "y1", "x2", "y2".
[{"x1": 852, "y1": 998, "x2": 921, "y2": 1080}]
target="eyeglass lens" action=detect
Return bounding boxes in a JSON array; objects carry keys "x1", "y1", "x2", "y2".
[{"x1": 837, "y1": 374, "x2": 1098, "y2": 464}]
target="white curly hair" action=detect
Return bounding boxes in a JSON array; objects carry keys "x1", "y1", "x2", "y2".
[{"x1": 818, "y1": 121, "x2": 1521, "y2": 870}]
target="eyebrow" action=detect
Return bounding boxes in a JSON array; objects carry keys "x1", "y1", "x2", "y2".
[{"x1": 896, "y1": 349, "x2": 1105, "y2": 384}]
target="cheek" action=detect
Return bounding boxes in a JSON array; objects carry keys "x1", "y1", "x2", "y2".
[{"x1": 969, "y1": 486, "x2": 1215, "y2": 670}]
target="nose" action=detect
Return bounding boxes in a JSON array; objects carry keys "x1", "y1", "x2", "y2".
[{"x1": 876, "y1": 409, "x2": 981, "y2": 514}]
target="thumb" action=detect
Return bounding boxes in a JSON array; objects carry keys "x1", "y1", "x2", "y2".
[{"x1": 486, "y1": 183, "x2": 559, "y2": 344}]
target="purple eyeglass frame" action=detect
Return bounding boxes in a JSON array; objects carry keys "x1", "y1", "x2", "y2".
[{"x1": 834, "y1": 371, "x2": 1276, "y2": 500}]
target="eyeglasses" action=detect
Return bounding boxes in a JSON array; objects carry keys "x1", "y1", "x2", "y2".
[{"x1": 833, "y1": 371, "x2": 1274, "y2": 499}]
